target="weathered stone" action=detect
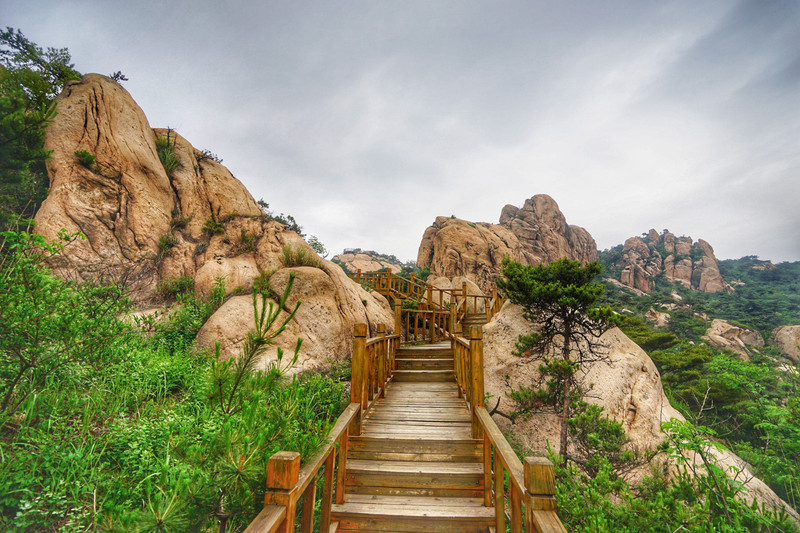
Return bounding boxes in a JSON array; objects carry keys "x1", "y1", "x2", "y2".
[
  {"x1": 417, "y1": 195, "x2": 596, "y2": 293},
  {"x1": 702, "y1": 319, "x2": 764, "y2": 358},
  {"x1": 771, "y1": 325, "x2": 800, "y2": 363}
]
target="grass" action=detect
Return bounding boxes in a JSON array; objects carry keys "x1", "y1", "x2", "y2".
[
  {"x1": 73, "y1": 149, "x2": 95, "y2": 169},
  {"x1": 157, "y1": 233, "x2": 178, "y2": 259},
  {"x1": 154, "y1": 275, "x2": 194, "y2": 300},
  {"x1": 155, "y1": 135, "x2": 180, "y2": 176},
  {"x1": 280, "y1": 245, "x2": 322, "y2": 268}
]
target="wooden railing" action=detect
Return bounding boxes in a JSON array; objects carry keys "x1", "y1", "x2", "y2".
[
  {"x1": 245, "y1": 321, "x2": 566, "y2": 533},
  {"x1": 347, "y1": 269, "x2": 502, "y2": 317},
  {"x1": 243, "y1": 323, "x2": 397, "y2": 533},
  {"x1": 454, "y1": 326, "x2": 567, "y2": 533}
]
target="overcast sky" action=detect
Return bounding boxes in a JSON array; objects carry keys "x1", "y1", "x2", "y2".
[{"x1": 5, "y1": 0, "x2": 800, "y2": 262}]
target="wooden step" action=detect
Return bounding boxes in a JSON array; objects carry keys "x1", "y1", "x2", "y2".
[
  {"x1": 395, "y1": 357, "x2": 453, "y2": 371},
  {"x1": 344, "y1": 459, "x2": 484, "y2": 498},
  {"x1": 393, "y1": 370, "x2": 454, "y2": 382},
  {"x1": 332, "y1": 495, "x2": 494, "y2": 532},
  {"x1": 396, "y1": 345, "x2": 453, "y2": 358}
]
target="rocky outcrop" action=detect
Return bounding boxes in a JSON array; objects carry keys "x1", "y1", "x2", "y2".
[
  {"x1": 702, "y1": 319, "x2": 765, "y2": 359},
  {"x1": 771, "y1": 325, "x2": 800, "y2": 363},
  {"x1": 332, "y1": 250, "x2": 404, "y2": 274},
  {"x1": 34, "y1": 73, "x2": 394, "y2": 369},
  {"x1": 417, "y1": 195, "x2": 597, "y2": 292},
  {"x1": 481, "y1": 303, "x2": 797, "y2": 520},
  {"x1": 645, "y1": 308, "x2": 671, "y2": 328},
  {"x1": 609, "y1": 230, "x2": 726, "y2": 293}
]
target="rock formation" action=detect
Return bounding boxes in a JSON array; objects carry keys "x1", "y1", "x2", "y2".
[
  {"x1": 332, "y1": 250, "x2": 404, "y2": 274},
  {"x1": 417, "y1": 194, "x2": 597, "y2": 292},
  {"x1": 702, "y1": 319, "x2": 765, "y2": 359},
  {"x1": 34, "y1": 74, "x2": 394, "y2": 369},
  {"x1": 772, "y1": 325, "x2": 800, "y2": 363},
  {"x1": 482, "y1": 303, "x2": 798, "y2": 520},
  {"x1": 608, "y1": 229, "x2": 726, "y2": 293}
]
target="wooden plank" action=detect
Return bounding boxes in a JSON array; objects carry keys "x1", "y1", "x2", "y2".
[{"x1": 243, "y1": 505, "x2": 287, "y2": 533}]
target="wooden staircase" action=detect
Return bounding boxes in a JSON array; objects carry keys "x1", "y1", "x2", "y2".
[
  {"x1": 244, "y1": 324, "x2": 566, "y2": 533},
  {"x1": 332, "y1": 343, "x2": 494, "y2": 532}
]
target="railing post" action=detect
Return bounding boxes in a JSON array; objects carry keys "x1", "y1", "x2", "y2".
[
  {"x1": 356, "y1": 269, "x2": 362, "y2": 284},
  {"x1": 426, "y1": 284, "x2": 433, "y2": 309},
  {"x1": 351, "y1": 324, "x2": 368, "y2": 435},
  {"x1": 470, "y1": 326, "x2": 484, "y2": 438},
  {"x1": 395, "y1": 305, "x2": 402, "y2": 342},
  {"x1": 524, "y1": 457, "x2": 565, "y2": 533},
  {"x1": 264, "y1": 451, "x2": 301, "y2": 533},
  {"x1": 462, "y1": 281, "x2": 469, "y2": 313},
  {"x1": 387, "y1": 268, "x2": 393, "y2": 294},
  {"x1": 377, "y1": 324, "x2": 387, "y2": 398}
]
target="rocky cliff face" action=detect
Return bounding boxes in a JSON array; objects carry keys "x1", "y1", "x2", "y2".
[
  {"x1": 417, "y1": 194, "x2": 597, "y2": 292},
  {"x1": 772, "y1": 325, "x2": 800, "y2": 363},
  {"x1": 608, "y1": 229, "x2": 726, "y2": 293},
  {"x1": 331, "y1": 250, "x2": 404, "y2": 273},
  {"x1": 482, "y1": 303, "x2": 798, "y2": 520},
  {"x1": 34, "y1": 74, "x2": 394, "y2": 369}
]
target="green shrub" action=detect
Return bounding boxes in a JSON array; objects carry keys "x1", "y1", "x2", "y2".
[
  {"x1": 157, "y1": 232, "x2": 178, "y2": 258},
  {"x1": 280, "y1": 245, "x2": 322, "y2": 268},
  {"x1": 73, "y1": 149, "x2": 95, "y2": 169},
  {"x1": 155, "y1": 134, "x2": 180, "y2": 176},
  {"x1": 253, "y1": 269, "x2": 274, "y2": 293},
  {"x1": 202, "y1": 212, "x2": 225, "y2": 237},
  {"x1": 169, "y1": 207, "x2": 192, "y2": 229},
  {"x1": 154, "y1": 275, "x2": 194, "y2": 300},
  {"x1": 232, "y1": 229, "x2": 256, "y2": 254}
]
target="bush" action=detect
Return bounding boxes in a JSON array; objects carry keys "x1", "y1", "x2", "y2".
[
  {"x1": 169, "y1": 208, "x2": 192, "y2": 230},
  {"x1": 155, "y1": 133, "x2": 180, "y2": 176},
  {"x1": 73, "y1": 149, "x2": 95, "y2": 169},
  {"x1": 202, "y1": 213, "x2": 225, "y2": 237},
  {"x1": 232, "y1": 229, "x2": 256, "y2": 254},
  {"x1": 154, "y1": 275, "x2": 194, "y2": 300},
  {"x1": 280, "y1": 245, "x2": 321, "y2": 268},
  {"x1": 157, "y1": 232, "x2": 178, "y2": 258}
]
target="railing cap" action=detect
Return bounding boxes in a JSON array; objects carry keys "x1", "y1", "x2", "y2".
[
  {"x1": 524, "y1": 456, "x2": 556, "y2": 496},
  {"x1": 354, "y1": 323, "x2": 368, "y2": 337}
]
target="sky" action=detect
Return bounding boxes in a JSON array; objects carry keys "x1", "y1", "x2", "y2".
[{"x1": 5, "y1": 0, "x2": 800, "y2": 262}]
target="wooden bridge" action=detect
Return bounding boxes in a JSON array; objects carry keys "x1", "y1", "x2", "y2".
[{"x1": 244, "y1": 275, "x2": 567, "y2": 533}]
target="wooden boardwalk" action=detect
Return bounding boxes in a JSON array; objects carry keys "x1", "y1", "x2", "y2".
[{"x1": 331, "y1": 343, "x2": 495, "y2": 532}]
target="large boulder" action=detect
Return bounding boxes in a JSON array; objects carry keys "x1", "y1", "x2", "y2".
[
  {"x1": 771, "y1": 325, "x2": 800, "y2": 363},
  {"x1": 195, "y1": 264, "x2": 394, "y2": 370},
  {"x1": 702, "y1": 319, "x2": 765, "y2": 358},
  {"x1": 35, "y1": 73, "x2": 395, "y2": 367},
  {"x1": 417, "y1": 194, "x2": 596, "y2": 293},
  {"x1": 609, "y1": 230, "x2": 727, "y2": 294},
  {"x1": 481, "y1": 303, "x2": 798, "y2": 520},
  {"x1": 332, "y1": 251, "x2": 404, "y2": 273}
]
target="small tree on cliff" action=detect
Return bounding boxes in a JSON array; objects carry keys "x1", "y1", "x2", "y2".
[{"x1": 496, "y1": 256, "x2": 617, "y2": 462}]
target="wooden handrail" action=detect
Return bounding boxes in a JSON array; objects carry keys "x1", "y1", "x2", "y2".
[
  {"x1": 247, "y1": 322, "x2": 399, "y2": 533},
  {"x1": 475, "y1": 407, "x2": 567, "y2": 533}
]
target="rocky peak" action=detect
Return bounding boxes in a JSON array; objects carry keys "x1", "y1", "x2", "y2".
[
  {"x1": 33, "y1": 74, "x2": 395, "y2": 369},
  {"x1": 331, "y1": 249, "x2": 405, "y2": 273},
  {"x1": 417, "y1": 194, "x2": 597, "y2": 292},
  {"x1": 609, "y1": 229, "x2": 726, "y2": 293}
]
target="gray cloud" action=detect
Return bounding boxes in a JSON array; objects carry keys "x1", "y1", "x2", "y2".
[{"x1": 5, "y1": 0, "x2": 799, "y2": 261}]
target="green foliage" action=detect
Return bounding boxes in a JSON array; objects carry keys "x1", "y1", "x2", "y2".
[
  {"x1": 155, "y1": 132, "x2": 180, "y2": 176},
  {"x1": 0, "y1": 238, "x2": 345, "y2": 531},
  {"x1": 157, "y1": 232, "x2": 178, "y2": 259},
  {"x1": 0, "y1": 28, "x2": 79, "y2": 229},
  {"x1": 154, "y1": 275, "x2": 194, "y2": 300},
  {"x1": 280, "y1": 245, "x2": 322, "y2": 268},
  {"x1": 73, "y1": 149, "x2": 95, "y2": 169},
  {"x1": 307, "y1": 235, "x2": 328, "y2": 258},
  {"x1": 497, "y1": 257, "x2": 617, "y2": 460},
  {"x1": 201, "y1": 212, "x2": 225, "y2": 237},
  {"x1": 232, "y1": 229, "x2": 256, "y2": 254},
  {"x1": 195, "y1": 148, "x2": 222, "y2": 163},
  {"x1": 0, "y1": 231, "x2": 128, "y2": 415},
  {"x1": 169, "y1": 208, "x2": 191, "y2": 230},
  {"x1": 400, "y1": 299, "x2": 420, "y2": 310}
]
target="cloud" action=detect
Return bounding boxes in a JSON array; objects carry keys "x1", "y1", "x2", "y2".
[{"x1": 4, "y1": 0, "x2": 799, "y2": 261}]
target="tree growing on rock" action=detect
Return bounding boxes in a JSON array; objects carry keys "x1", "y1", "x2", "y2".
[{"x1": 496, "y1": 256, "x2": 617, "y2": 462}]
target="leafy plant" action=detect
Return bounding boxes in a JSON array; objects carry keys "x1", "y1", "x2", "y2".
[
  {"x1": 280, "y1": 245, "x2": 321, "y2": 268},
  {"x1": 155, "y1": 132, "x2": 180, "y2": 176},
  {"x1": 73, "y1": 149, "x2": 95, "y2": 169},
  {"x1": 202, "y1": 212, "x2": 225, "y2": 237},
  {"x1": 157, "y1": 233, "x2": 178, "y2": 259},
  {"x1": 496, "y1": 257, "x2": 617, "y2": 461},
  {"x1": 154, "y1": 275, "x2": 194, "y2": 300},
  {"x1": 169, "y1": 207, "x2": 192, "y2": 230}
]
